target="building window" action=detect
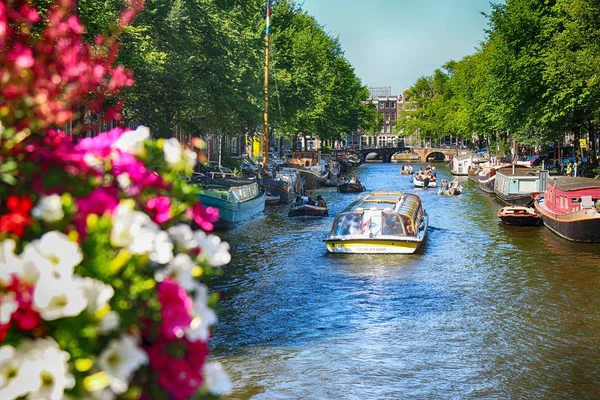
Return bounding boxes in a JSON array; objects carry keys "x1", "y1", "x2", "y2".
[
  {"x1": 391, "y1": 112, "x2": 396, "y2": 121},
  {"x1": 385, "y1": 102, "x2": 390, "y2": 108},
  {"x1": 379, "y1": 102, "x2": 385, "y2": 109},
  {"x1": 391, "y1": 102, "x2": 396, "y2": 108},
  {"x1": 385, "y1": 112, "x2": 390, "y2": 122}
]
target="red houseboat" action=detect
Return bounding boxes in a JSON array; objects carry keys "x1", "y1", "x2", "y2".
[{"x1": 533, "y1": 176, "x2": 600, "y2": 242}]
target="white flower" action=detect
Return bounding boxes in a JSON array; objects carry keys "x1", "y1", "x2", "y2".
[
  {"x1": 0, "y1": 339, "x2": 74, "y2": 400},
  {"x1": 77, "y1": 277, "x2": 114, "y2": 313},
  {"x1": 83, "y1": 153, "x2": 104, "y2": 171},
  {"x1": 97, "y1": 335, "x2": 148, "y2": 395},
  {"x1": 168, "y1": 224, "x2": 196, "y2": 250},
  {"x1": 158, "y1": 253, "x2": 196, "y2": 291},
  {"x1": 0, "y1": 345, "x2": 38, "y2": 399},
  {"x1": 116, "y1": 173, "x2": 131, "y2": 191},
  {"x1": 163, "y1": 138, "x2": 183, "y2": 166},
  {"x1": 0, "y1": 293, "x2": 17, "y2": 325},
  {"x1": 110, "y1": 201, "x2": 157, "y2": 254},
  {"x1": 0, "y1": 239, "x2": 22, "y2": 285},
  {"x1": 193, "y1": 230, "x2": 231, "y2": 267},
  {"x1": 27, "y1": 339, "x2": 75, "y2": 400},
  {"x1": 114, "y1": 125, "x2": 149, "y2": 156},
  {"x1": 185, "y1": 283, "x2": 217, "y2": 342},
  {"x1": 31, "y1": 194, "x2": 64, "y2": 223},
  {"x1": 33, "y1": 275, "x2": 87, "y2": 320},
  {"x1": 149, "y1": 230, "x2": 173, "y2": 265},
  {"x1": 22, "y1": 231, "x2": 82, "y2": 280},
  {"x1": 203, "y1": 362, "x2": 231, "y2": 396},
  {"x1": 184, "y1": 148, "x2": 197, "y2": 170},
  {"x1": 99, "y1": 311, "x2": 120, "y2": 334}
]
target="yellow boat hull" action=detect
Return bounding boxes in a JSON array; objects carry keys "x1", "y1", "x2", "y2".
[{"x1": 325, "y1": 239, "x2": 421, "y2": 254}]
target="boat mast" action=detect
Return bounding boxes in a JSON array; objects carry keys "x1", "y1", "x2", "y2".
[{"x1": 263, "y1": 0, "x2": 271, "y2": 165}]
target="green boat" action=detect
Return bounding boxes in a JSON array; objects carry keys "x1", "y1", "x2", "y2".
[{"x1": 193, "y1": 176, "x2": 266, "y2": 229}]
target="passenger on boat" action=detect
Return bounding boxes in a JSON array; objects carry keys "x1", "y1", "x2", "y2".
[
  {"x1": 316, "y1": 195, "x2": 327, "y2": 208},
  {"x1": 339, "y1": 176, "x2": 347, "y2": 184},
  {"x1": 441, "y1": 179, "x2": 449, "y2": 190},
  {"x1": 403, "y1": 216, "x2": 416, "y2": 236},
  {"x1": 382, "y1": 213, "x2": 403, "y2": 235},
  {"x1": 340, "y1": 214, "x2": 363, "y2": 235},
  {"x1": 293, "y1": 196, "x2": 303, "y2": 206},
  {"x1": 301, "y1": 194, "x2": 309, "y2": 204},
  {"x1": 449, "y1": 178, "x2": 458, "y2": 188},
  {"x1": 430, "y1": 167, "x2": 437, "y2": 178},
  {"x1": 306, "y1": 197, "x2": 316, "y2": 206}
]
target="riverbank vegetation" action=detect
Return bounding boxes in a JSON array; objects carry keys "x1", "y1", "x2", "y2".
[{"x1": 396, "y1": 0, "x2": 600, "y2": 166}]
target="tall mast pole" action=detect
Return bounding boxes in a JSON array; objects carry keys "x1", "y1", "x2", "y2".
[{"x1": 263, "y1": 0, "x2": 271, "y2": 165}]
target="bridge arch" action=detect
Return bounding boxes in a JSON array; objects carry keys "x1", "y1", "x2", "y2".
[
  {"x1": 425, "y1": 151, "x2": 446, "y2": 162},
  {"x1": 364, "y1": 152, "x2": 383, "y2": 162}
]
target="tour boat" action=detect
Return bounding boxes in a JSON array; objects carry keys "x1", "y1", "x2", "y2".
[
  {"x1": 494, "y1": 166, "x2": 548, "y2": 206},
  {"x1": 497, "y1": 205, "x2": 542, "y2": 226},
  {"x1": 194, "y1": 177, "x2": 266, "y2": 229},
  {"x1": 533, "y1": 176, "x2": 600, "y2": 242},
  {"x1": 288, "y1": 204, "x2": 329, "y2": 217},
  {"x1": 324, "y1": 191, "x2": 428, "y2": 254},
  {"x1": 413, "y1": 174, "x2": 437, "y2": 188}
]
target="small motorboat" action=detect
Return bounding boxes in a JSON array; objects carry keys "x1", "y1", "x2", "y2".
[
  {"x1": 438, "y1": 180, "x2": 463, "y2": 196},
  {"x1": 498, "y1": 205, "x2": 542, "y2": 226},
  {"x1": 413, "y1": 174, "x2": 437, "y2": 188},
  {"x1": 265, "y1": 193, "x2": 281, "y2": 205},
  {"x1": 337, "y1": 181, "x2": 365, "y2": 193},
  {"x1": 400, "y1": 165, "x2": 414, "y2": 175},
  {"x1": 288, "y1": 204, "x2": 329, "y2": 217}
]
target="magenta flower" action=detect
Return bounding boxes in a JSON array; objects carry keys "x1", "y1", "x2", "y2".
[
  {"x1": 75, "y1": 127, "x2": 125, "y2": 159},
  {"x1": 157, "y1": 278, "x2": 193, "y2": 339},
  {"x1": 186, "y1": 203, "x2": 219, "y2": 232},
  {"x1": 112, "y1": 152, "x2": 163, "y2": 195},
  {"x1": 145, "y1": 196, "x2": 171, "y2": 224},
  {"x1": 74, "y1": 186, "x2": 120, "y2": 236}
]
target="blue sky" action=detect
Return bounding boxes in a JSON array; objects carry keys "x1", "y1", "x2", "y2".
[{"x1": 299, "y1": 0, "x2": 496, "y2": 95}]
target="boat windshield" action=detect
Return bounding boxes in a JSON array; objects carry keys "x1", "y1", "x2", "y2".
[{"x1": 330, "y1": 210, "x2": 416, "y2": 238}]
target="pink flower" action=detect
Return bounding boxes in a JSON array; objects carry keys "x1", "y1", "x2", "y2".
[
  {"x1": 8, "y1": 43, "x2": 34, "y2": 69},
  {"x1": 75, "y1": 127, "x2": 126, "y2": 159},
  {"x1": 146, "y1": 196, "x2": 171, "y2": 224},
  {"x1": 112, "y1": 152, "x2": 163, "y2": 195},
  {"x1": 75, "y1": 186, "x2": 120, "y2": 236},
  {"x1": 157, "y1": 278, "x2": 192, "y2": 339},
  {"x1": 186, "y1": 203, "x2": 219, "y2": 232},
  {"x1": 157, "y1": 358, "x2": 202, "y2": 400}
]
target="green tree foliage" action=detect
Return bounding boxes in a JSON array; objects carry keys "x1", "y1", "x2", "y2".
[
  {"x1": 34, "y1": 0, "x2": 374, "y2": 143},
  {"x1": 397, "y1": 0, "x2": 600, "y2": 164}
]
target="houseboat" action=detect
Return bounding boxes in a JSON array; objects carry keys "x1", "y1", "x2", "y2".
[
  {"x1": 286, "y1": 151, "x2": 328, "y2": 189},
  {"x1": 324, "y1": 191, "x2": 428, "y2": 254},
  {"x1": 261, "y1": 168, "x2": 301, "y2": 204},
  {"x1": 533, "y1": 176, "x2": 600, "y2": 242},
  {"x1": 494, "y1": 166, "x2": 548, "y2": 206},
  {"x1": 193, "y1": 177, "x2": 266, "y2": 229}
]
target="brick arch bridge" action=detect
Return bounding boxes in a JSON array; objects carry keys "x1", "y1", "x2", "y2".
[{"x1": 358, "y1": 147, "x2": 457, "y2": 163}]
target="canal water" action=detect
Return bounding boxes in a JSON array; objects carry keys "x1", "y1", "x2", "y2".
[{"x1": 210, "y1": 162, "x2": 600, "y2": 399}]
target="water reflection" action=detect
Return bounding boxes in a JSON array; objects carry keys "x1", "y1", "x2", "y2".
[{"x1": 211, "y1": 162, "x2": 600, "y2": 399}]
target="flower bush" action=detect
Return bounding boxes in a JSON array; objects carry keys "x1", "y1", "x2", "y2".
[{"x1": 0, "y1": 1, "x2": 231, "y2": 399}]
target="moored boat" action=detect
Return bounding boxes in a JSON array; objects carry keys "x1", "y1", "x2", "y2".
[
  {"x1": 494, "y1": 166, "x2": 548, "y2": 206},
  {"x1": 477, "y1": 164, "x2": 504, "y2": 194},
  {"x1": 497, "y1": 205, "x2": 542, "y2": 226},
  {"x1": 324, "y1": 191, "x2": 428, "y2": 254},
  {"x1": 193, "y1": 177, "x2": 266, "y2": 229},
  {"x1": 265, "y1": 193, "x2": 281, "y2": 205},
  {"x1": 533, "y1": 176, "x2": 600, "y2": 242},
  {"x1": 261, "y1": 167, "x2": 300, "y2": 203}
]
